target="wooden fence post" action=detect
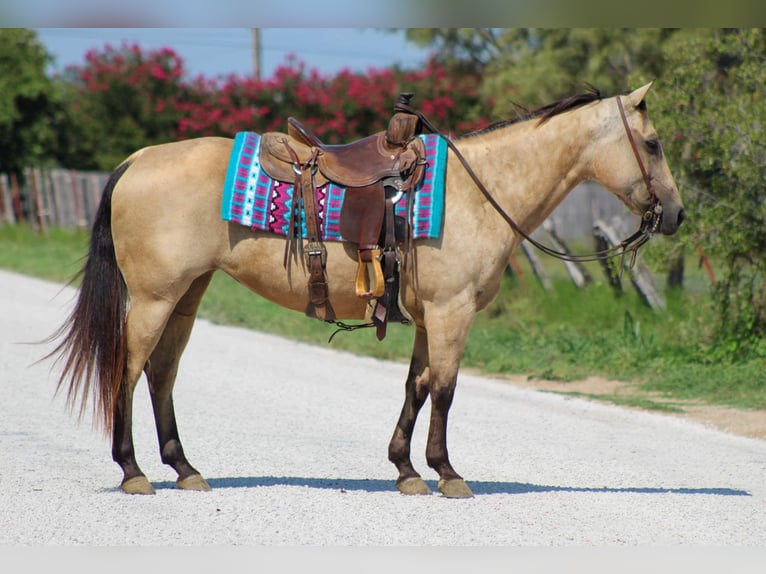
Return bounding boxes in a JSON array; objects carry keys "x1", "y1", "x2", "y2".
[
  {"x1": 70, "y1": 170, "x2": 86, "y2": 228},
  {"x1": 10, "y1": 173, "x2": 24, "y2": 223},
  {"x1": 506, "y1": 253, "x2": 528, "y2": 287},
  {"x1": 0, "y1": 174, "x2": 9, "y2": 224},
  {"x1": 29, "y1": 168, "x2": 47, "y2": 235},
  {"x1": 520, "y1": 241, "x2": 553, "y2": 291},
  {"x1": 695, "y1": 245, "x2": 718, "y2": 286},
  {"x1": 593, "y1": 225, "x2": 623, "y2": 295},
  {"x1": 593, "y1": 218, "x2": 666, "y2": 310},
  {"x1": 542, "y1": 218, "x2": 593, "y2": 288}
]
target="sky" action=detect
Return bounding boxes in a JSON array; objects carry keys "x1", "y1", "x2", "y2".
[{"x1": 34, "y1": 28, "x2": 435, "y2": 80}]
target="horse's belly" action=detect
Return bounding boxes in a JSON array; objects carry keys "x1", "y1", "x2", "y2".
[{"x1": 222, "y1": 231, "x2": 371, "y2": 320}]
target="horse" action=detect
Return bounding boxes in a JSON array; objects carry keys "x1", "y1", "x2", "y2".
[{"x1": 47, "y1": 82, "x2": 684, "y2": 498}]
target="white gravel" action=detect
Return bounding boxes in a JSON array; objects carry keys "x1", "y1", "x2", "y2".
[{"x1": 2, "y1": 268, "x2": 766, "y2": 557}]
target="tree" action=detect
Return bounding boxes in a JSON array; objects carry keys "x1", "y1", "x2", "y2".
[
  {"x1": 405, "y1": 28, "x2": 505, "y2": 70},
  {"x1": 406, "y1": 28, "x2": 677, "y2": 114},
  {"x1": 56, "y1": 42, "x2": 189, "y2": 170},
  {"x1": 0, "y1": 29, "x2": 59, "y2": 178},
  {"x1": 651, "y1": 29, "x2": 766, "y2": 357}
]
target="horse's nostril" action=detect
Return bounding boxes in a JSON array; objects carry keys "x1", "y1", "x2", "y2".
[{"x1": 677, "y1": 208, "x2": 686, "y2": 226}]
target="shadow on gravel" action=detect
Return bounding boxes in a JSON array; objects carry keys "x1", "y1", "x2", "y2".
[{"x1": 150, "y1": 476, "x2": 750, "y2": 497}]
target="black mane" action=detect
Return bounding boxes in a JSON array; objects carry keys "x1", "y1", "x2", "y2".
[{"x1": 458, "y1": 86, "x2": 603, "y2": 139}]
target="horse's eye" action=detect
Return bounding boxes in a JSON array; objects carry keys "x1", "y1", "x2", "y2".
[{"x1": 645, "y1": 139, "x2": 661, "y2": 156}]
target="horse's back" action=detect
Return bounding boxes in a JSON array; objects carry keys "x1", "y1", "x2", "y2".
[
  {"x1": 123, "y1": 136, "x2": 234, "y2": 176},
  {"x1": 114, "y1": 136, "x2": 233, "y2": 219}
]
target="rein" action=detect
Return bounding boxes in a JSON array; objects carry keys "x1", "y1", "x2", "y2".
[{"x1": 398, "y1": 96, "x2": 663, "y2": 265}]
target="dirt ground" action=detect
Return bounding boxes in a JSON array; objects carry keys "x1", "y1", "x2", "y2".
[{"x1": 488, "y1": 372, "x2": 766, "y2": 441}]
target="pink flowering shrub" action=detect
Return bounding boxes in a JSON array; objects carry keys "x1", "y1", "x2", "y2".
[{"x1": 60, "y1": 44, "x2": 490, "y2": 170}]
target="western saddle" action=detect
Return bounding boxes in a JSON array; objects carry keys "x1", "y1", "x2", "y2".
[{"x1": 258, "y1": 93, "x2": 426, "y2": 340}]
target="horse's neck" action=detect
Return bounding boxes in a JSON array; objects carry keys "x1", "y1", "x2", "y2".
[{"x1": 454, "y1": 112, "x2": 594, "y2": 237}]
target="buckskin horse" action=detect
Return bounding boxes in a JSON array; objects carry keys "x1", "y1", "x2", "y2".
[{"x1": 47, "y1": 82, "x2": 684, "y2": 498}]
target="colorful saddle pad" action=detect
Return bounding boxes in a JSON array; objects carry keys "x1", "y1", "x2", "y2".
[{"x1": 221, "y1": 132, "x2": 447, "y2": 241}]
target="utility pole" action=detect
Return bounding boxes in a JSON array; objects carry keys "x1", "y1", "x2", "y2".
[{"x1": 252, "y1": 28, "x2": 261, "y2": 81}]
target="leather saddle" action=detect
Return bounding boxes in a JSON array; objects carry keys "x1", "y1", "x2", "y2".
[{"x1": 258, "y1": 93, "x2": 425, "y2": 339}]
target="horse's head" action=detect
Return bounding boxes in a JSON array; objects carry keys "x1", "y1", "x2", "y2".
[{"x1": 593, "y1": 82, "x2": 685, "y2": 236}]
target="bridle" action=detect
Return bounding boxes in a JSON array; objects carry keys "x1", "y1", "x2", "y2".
[
  {"x1": 399, "y1": 95, "x2": 664, "y2": 266},
  {"x1": 615, "y1": 96, "x2": 663, "y2": 227}
]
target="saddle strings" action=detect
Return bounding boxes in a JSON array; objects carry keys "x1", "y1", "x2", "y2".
[{"x1": 395, "y1": 99, "x2": 662, "y2": 266}]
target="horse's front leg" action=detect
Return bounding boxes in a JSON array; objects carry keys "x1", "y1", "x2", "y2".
[
  {"x1": 388, "y1": 326, "x2": 432, "y2": 495},
  {"x1": 422, "y1": 303, "x2": 475, "y2": 498}
]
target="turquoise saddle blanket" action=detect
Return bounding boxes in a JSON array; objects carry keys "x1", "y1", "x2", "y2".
[{"x1": 221, "y1": 132, "x2": 447, "y2": 241}]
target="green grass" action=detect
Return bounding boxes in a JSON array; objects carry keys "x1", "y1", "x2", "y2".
[
  {"x1": 542, "y1": 391, "x2": 686, "y2": 414},
  {"x1": 0, "y1": 224, "x2": 88, "y2": 282},
  {"x1": 2, "y1": 223, "x2": 764, "y2": 410}
]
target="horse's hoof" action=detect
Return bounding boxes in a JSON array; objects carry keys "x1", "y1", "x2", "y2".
[
  {"x1": 121, "y1": 475, "x2": 156, "y2": 495},
  {"x1": 177, "y1": 474, "x2": 212, "y2": 491},
  {"x1": 438, "y1": 478, "x2": 474, "y2": 498},
  {"x1": 396, "y1": 477, "x2": 432, "y2": 495}
]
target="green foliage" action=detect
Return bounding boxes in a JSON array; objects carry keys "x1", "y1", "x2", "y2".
[
  {"x1": 408, "y1": 28, "x2": 676, "y2": 113},
  {"x1": 463, "y1": 271, "x2": 765, "y2": 408},
  {"x1": 0, "y1": 29, "x2": 61, "y2": 177},
  {"x1": 405, "y1": 28, "x2": 505, "y2": 70},
  {"x1": 651, "y1": 29, "x2": 766, "y2": 356}
]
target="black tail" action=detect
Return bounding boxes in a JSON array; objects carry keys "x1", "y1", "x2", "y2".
[{"x1": 46, "y1": 160, "x2": 132, "y2": 433}]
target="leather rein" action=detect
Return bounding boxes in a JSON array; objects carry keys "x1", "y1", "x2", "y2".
[{"x1": 399, "y1": 95, "x2": 663, "y2": 266}]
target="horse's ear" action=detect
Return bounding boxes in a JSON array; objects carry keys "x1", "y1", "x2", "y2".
[{"x1": 626, "y1": 81, "x2": 654, "y2": 109}]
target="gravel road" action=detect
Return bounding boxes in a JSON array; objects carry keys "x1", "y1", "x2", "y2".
[{"x1": 2, "y1": 268, "x2": 766, "y2": 550}]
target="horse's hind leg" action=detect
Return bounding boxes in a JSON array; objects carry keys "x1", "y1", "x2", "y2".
[
  {"x1": 145, "y1": 272, "x2": 214, "y2": 491},
  {"x1": 113, "y1": 296, "x2": 179, "y2": 494},
  {"x1": 388, "y1": 326, "x2": 433, "y2": 495}
]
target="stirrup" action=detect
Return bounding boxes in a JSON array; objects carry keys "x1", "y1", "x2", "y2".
[{"x1": 355, "y1": 249, "x2": 385, "y2": 299}]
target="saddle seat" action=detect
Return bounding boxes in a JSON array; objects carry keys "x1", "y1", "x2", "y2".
[
  {"x1": 260, "y1": 119, "x2": 424, "y2": 189},
  {"x1": 285, "y1": 117, "x2": 422, "y2": 188}
]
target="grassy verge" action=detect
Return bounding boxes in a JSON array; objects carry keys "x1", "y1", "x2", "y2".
[
  {"x1": 2, "y1": 224, "x2": 764, "y2": 410},
  {"x1": 0, "y1": 224, "x2": 88, "y2": 282}
]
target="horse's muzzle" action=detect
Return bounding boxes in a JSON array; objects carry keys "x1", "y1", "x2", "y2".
[{"x1": 661, "y1": 206, "x2": 685, "y2": 235}]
